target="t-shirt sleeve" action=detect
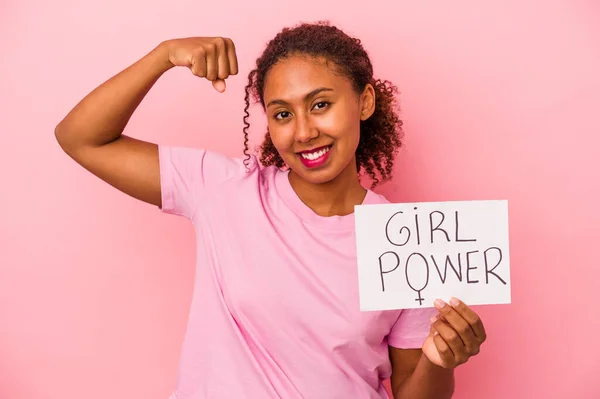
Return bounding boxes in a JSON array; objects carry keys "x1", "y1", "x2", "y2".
[
  {"x1": 158, "y1": 145, "x2": 248, "y2": 220},
  {"x1": 387, "y1": 308, "x2": 438, "y2": 349}
]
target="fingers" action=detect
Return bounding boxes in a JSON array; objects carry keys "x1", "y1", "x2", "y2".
[
  {"x1": 205, "y1": 38, "x2": 235, "y2": 82},
  {"x1": 215, "y1": 38, "x2": 230, "y2": 79},
  {"x1": 431, "y1": 316, "x2": 469, "y2": 366},
  {"x1": 449, "y1": 297, "x2": 487, "y2": 342},
  {"x1": 434, "y1": 298, "x2": 479, "y2": 354},
  {"x1": 431, "y1": 320, "x2": 458, "y2": 367},
  {"x1": 190, "y1": 48, "x2": 207, "y2": 78},
  {"x1": 226, "y1": 38, "x2": 239, "y2": 75},
  {"x1": 431, "y1": 298, "x2": 486, "y2": 367},
  {"x1": 205, "y1": 42, "x2": 219, "y2": 81},
  {"x1": 171, "y1": 37, "x2": 238, "y2": 90}
]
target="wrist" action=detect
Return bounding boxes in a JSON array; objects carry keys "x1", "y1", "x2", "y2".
[
  {"x1": 150, "y1": 40, "x2": 177, "y2": 73},
  {"x1": 420, "y1": 352, "x2": 454, "y2": 373}
]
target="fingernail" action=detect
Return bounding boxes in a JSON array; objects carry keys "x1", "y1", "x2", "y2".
[
  {"x1": 450, "y1": 297, "x2": 460, "y2": 306},
  {"x1": 434, "y1": 299, "x2": 445, "y2": 309},
  {"x1": 430, "y1": 316, "x2": 437, "y2": 323}
]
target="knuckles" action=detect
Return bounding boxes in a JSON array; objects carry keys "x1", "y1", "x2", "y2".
[
  {"x1": 205, "y1": 42, "x2": 217, "y2": 54},
  {"x1": 457, "y1": 324, "x2": 470, "y2": 335},
  {"x1": 445, "y1": 331, "x2": 459, "y2": 343},
  {"x1": 465, "y1": 344, "x2": 480, "y2": 356},
  {"x1": 213, "y1": 37, "x2": 227, "y2": 49}
]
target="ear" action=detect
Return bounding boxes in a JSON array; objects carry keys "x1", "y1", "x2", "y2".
[{"x1": 359, "y1": 83, "x2": 376, "y2": 121}]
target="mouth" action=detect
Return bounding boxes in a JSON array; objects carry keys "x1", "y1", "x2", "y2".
[{"x1": 297, "y1": 145, "x2": 333, "y2": 169}]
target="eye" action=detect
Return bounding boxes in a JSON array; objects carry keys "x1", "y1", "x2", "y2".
[
  {"x1": 312, "y1": 101, "x2": 330, "y2": 111},
  {"x1": 274, "y1": 111, "x2": 291, "y2": 120}
]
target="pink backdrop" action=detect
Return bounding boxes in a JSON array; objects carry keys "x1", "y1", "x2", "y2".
[{"x1": 1, "y1": 1, "x2": 599, "y2": 398}]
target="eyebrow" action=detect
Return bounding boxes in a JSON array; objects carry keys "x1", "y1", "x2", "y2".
[{"x1": 266, "y1": 87, "x2": 334, "y2": 108}]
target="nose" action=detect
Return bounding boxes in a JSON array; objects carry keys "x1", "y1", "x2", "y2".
[{"x1": 294, "y1": 113, "x2": 319, "y2": 143}]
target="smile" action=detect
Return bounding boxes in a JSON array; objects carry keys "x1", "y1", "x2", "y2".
[
  {"x1": 297, "y1": 145, "x2": 332, "y2": 168},
  {"x1": 300, "y1": 146, "x2": 331, "y2": 160}
]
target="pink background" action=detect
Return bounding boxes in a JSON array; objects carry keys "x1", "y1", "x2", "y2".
[{"x1": 1, "y1": 1, "x2": 599, "y2": 398}]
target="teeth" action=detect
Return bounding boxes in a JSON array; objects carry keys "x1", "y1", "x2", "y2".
[{"x1": 301, "y1": 146, "x2": 330, "y2": 160}]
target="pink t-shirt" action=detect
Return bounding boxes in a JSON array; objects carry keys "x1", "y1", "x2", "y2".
[{"x1": 158, "y1": 146, "x2": 436, "y2": 399}]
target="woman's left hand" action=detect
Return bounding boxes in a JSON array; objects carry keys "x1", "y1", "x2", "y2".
[{"x1": 421, "y1": 297, "x2": 487, "y2": 369}]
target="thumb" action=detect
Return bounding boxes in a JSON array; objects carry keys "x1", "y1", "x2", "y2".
[{"x1": 212, "y1": 79, "x2": 226, "y2": 93}]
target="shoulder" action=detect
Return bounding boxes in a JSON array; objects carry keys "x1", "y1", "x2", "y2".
[
  {"x1": 159, "y1": 145, "x2": 265, "y2": 183},
  {"x1": 363, "y1": 188, "x2": 392, "y2": 206}
]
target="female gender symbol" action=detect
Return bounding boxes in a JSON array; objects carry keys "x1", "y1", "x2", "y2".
[{"x1": 405, "y1": 253, "x2": 430, "y2": 305}]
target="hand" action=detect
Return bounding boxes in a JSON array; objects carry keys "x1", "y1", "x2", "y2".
[
  {"x1": 161, "y1": 37, "x2": 239, "y2": 93},
  {"x1": 421, "y1": 297, "x2": 487, "y2": 369}
]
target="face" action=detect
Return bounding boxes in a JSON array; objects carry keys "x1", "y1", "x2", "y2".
[{"x1": 262, "y1": 54, "x2": 375, "y2": 185}]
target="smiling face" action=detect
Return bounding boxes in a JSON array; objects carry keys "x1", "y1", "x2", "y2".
[{"x1": 262, "y1": 54, "x2": 375, "y2": 186}]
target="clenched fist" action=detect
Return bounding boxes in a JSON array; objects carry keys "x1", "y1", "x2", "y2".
[{"x1": 162, "y1": 37, "x2": 239, "y2": 92}]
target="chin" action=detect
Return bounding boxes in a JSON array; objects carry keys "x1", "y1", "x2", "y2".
[
  {"x1": 288, "y1": 161, "x2": 347, "y2": 185},
  {"x1": 296, "y1": 170, "x2": 338, "y2": 185},
  {"x1": 283, "y1": 146, "x2": 356, "y2": 185}
]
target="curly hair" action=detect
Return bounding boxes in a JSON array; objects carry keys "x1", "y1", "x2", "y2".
[{"x1": 242, "y1": 21, "x2": 404, "y2": 187}]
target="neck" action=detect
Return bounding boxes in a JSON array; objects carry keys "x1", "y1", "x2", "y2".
[{"x1": 288, "y1": 158, "x2": 367, "y2": 217}]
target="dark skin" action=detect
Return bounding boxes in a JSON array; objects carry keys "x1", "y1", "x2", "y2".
[
  {"x1": 390, "y1": 298, "x2": 487, "y2": 398},
  {"x1": 262, "y1": 55, "x2": 487, "y2": 398},
  {"x1": 55, "y1": 36, "x2": 486, "y2": 398},
  {"x1": 262, "y1": 55, "x2": 370, "y2": 217}
]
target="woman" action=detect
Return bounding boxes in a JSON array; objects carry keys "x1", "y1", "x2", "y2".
[{"x1": 55, "y1": 22, "x2": 486, "y2": 399}]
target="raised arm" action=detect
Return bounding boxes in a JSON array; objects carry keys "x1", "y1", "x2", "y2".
[{"x1": 54, "y1": 37, "x2": 238, "y2": 207}]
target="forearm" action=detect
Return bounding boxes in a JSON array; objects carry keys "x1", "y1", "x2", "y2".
[
  {"x1": 55, "y1": 41, "x2": 173, "y2": 151},
  {"x1": 394, "y1": 354, "x2": 455, "y2": 399}
]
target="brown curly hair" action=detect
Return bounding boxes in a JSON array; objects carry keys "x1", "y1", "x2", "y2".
[{"x1": 242, "y1": 21, "x2": 404, "y2": 187}]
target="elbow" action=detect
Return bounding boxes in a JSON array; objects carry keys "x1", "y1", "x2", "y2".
[
  {"x1": 54, "y1": 120, "x2": 65, "y2": 143},
  {"x1": 54, "y1": 123, "x2": 69, "y2": 153},
  {"x1": 54, "y1": 116, "x2": 67, "y2": 142},
  {"x1": 54, "y1": 120, "x2": 77, "y2": 155}
]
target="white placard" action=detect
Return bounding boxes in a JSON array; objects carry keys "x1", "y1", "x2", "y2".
[{"x1": 355, "y1": 200, "x2": 510, "y2": 311}]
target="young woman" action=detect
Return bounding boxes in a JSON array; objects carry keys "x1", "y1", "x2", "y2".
[{"x1": 55, "y1": 22, "x2": 486, "y2": 399}]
